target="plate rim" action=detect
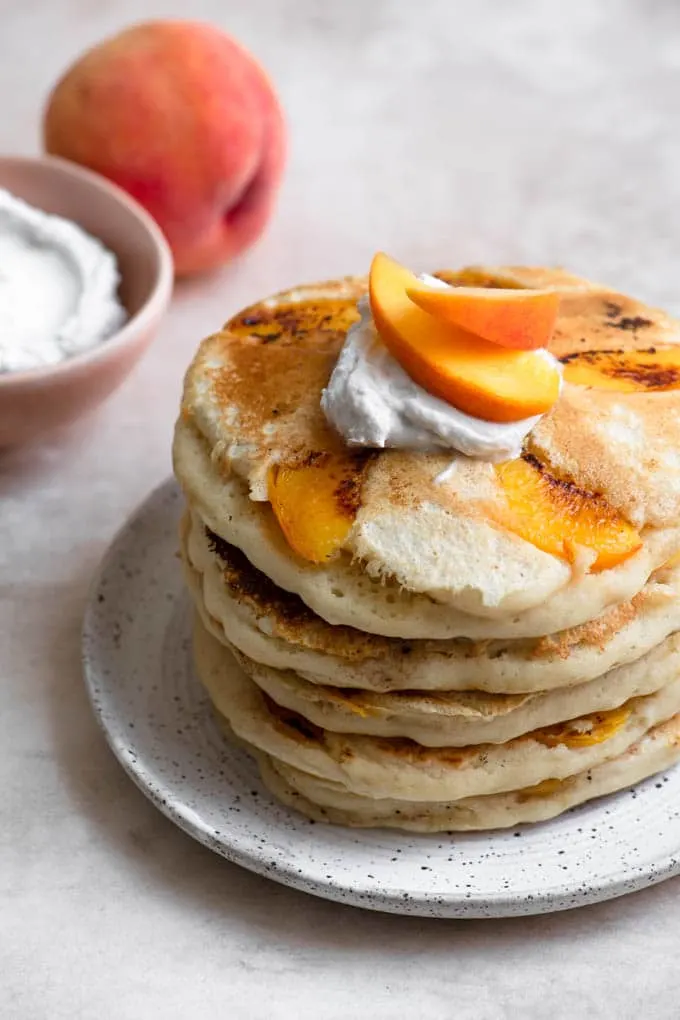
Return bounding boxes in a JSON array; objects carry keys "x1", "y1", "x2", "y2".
[{"x1": 81, "y1": 476, "x2": 680, "y2": 918}]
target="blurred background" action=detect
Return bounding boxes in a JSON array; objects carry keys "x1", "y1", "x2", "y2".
[
  {"x1": 5, "y1": 0, "x2": 680, "y2": 621},
  {"x1": 4, "y1": 0, "x2": 680, "y2": 307},
  {"x1": 5, "y1": 3, "x2": 680, "y2": 1015}
]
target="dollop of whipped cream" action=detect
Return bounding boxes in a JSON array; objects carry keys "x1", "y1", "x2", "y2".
[
  {"x1": 0, "y1": 188, "x2": 126, "y2": 373},
  {"x1": 321, "y1": 275, "x2": 558, "y2": 462}
]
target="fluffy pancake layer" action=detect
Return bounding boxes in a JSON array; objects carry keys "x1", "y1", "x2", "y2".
[
  {"x1": 204, "y1": 625, "x2": 680, "y2": 748},
  {"x1": 194, "y1": 620, "x2": 680, "y2": 803},
  {"x1": 182, "y1": 509, "x2": 680, "y2": 692},
  {"x1": 175, "y1": 423, "x2": 680, "y2": 639},
  {"x1": 252, "y1": 715, "x2": 680, "y2": 831}
]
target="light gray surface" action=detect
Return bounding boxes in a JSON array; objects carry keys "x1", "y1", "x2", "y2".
[{"x1": 3, "y1": 0, "x2": 680, "y2": 1016}]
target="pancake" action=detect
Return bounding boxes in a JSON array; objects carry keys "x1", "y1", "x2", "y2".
[
  {"x1": 194, "y1": 619, "x2": 680, "y2": 802},
  {"x1": 176, "y1": 265, "x2": 680, "y2": 831},
  {"x1": 206, "y1": 626, "x2": 680, "y2": 747},
  {"x1": 251, "y1": 714, "x2": 680, "y2": 831},
  {"x1": 175, "y1": 428, "x2": 680, "y2": 639},
  {"x1": 174, "y1": 418, "x2": 569, "y2": 621},
  {"x1": 176, "y1": 266, "x2": 680, "y2": 622},
  {"x1": 182, "y1": 511, "x2": 680, "y2": 693}
]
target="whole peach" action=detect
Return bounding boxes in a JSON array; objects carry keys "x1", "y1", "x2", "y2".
[{"x1": 43, "y1": 20, "x2": 286, "y2": 275}]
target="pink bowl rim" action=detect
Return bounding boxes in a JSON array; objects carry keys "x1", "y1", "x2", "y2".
[{"x1": 0, "y1": 154, "x2": 174, "y2": 386}]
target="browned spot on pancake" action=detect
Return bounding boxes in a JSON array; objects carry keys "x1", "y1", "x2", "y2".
[
  {"x1": 545, "y1": 289, "x2": 679, "y2": 360},
  {"x1": 205, "y1": 296, "x2": 363, "y2": 465},
  {"x1": 334, "y1": 459, "x2": 371, "y2": 517},
  {"x1": 263, "y1": 693, "x2": 325, "y2": 743},
  {"x1": 607, "y1": 365, "x2": 680, "y2": 389},
  {"x1": 601, "y1": 298, "x2": 650, "y2": 330},
  {"x1": 263, "y1": 695, "x2": 355, "y2": 760},
  {"x1": 228, "y1": 299, "x2": 361, "y2": 343},
  {"x1": 204, "y1": 528, "x2": 393, "y2": 660},
  {"x1": 519, "y1": 454, "x2": 616, "y2": 528},
  {"x1": 611, "y1": 316, "x2": 653, "y2": 332},
  {"x1": 211, "y1": 333, "x2": 338, "y2": 436},
  {"x1": 202, "y1": 526, "x2": 648, "y2": 671},
  {"x1": 560, "y1": 348, "x2": 626, "y2": 364},
  {"x1": 206, "y1": 528, "x2": 310, "y2": 626},
  {"x1": 602, "y1": 301, "x2": 654, "y2": 332},
  {"x1": 532, "y1": 591, "x2": 645, "y2": 659},
  {"x1": 521, "y1": 452, "x2": 588, "y2": 501},
  {"x1": 279, "y1": 447, "x2": 375, "y2": 515},
  {"x1": 561, "y1": 346, "x2": 680, "y2": 391}
]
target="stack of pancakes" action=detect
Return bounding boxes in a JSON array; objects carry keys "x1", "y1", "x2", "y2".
[{"x1": 173, "y1": 267, "x2": 680, "y2": 831}]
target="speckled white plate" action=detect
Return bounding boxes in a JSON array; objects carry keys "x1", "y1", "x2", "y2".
[{"x1": 82, "y1": 479, "x2": 680, "y2": 918}]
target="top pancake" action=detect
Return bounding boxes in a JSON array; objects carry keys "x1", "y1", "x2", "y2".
[{"x1": 177, "y1": 267, "x2": 680, "y2": 616}]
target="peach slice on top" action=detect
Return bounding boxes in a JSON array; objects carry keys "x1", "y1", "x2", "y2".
[
  {"x1": 369, "y1": 253, "x2": 561, "y2": 422},
  {"x1": 492, "y1": 455, "x2": 642, "y2": 572},
  {"x1": 406, "y1": 277, "x2": 560, "y2": 350}
]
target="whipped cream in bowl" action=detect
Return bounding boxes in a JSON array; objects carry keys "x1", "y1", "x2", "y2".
[
  {"x1": 322, "y1": 276, "x2": 560, "y2": 462},
  {"x1": 0, "y1": 155, "x2": 173, "y2": 446},
  {"x1": 0, "y1": 188, "x2": 127, "y2": 373}
]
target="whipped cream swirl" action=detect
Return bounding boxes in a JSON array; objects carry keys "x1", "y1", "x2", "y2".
[{"x1": 0, "y1": 188, "x2": 126, "y2": 373}]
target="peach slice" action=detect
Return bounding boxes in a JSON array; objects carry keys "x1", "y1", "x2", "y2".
[
  {"x1": 436, "y1": 267, "x2": 527, "y2": 289},
  {"x1": 562, "y1": 347, "x2": 680, "y2": 392},
  {"x1": 268, "y1": 453, "x2": 368, "y2": 563},
  {"x1": 517, "y1": 777, "x2": 571, "y2": 801},
  {"x1": 493, "y1": 455, "x2": 642, "y2": 572},
  {"x1": 405, "y1": 278, "x2": 560, "y2": 350},
  {"x1": 532, "y1": 704, "x2": 632, "y2": 748},
  {"x1": 369, "y1": 253, "x2": 561, "y2": 422}
]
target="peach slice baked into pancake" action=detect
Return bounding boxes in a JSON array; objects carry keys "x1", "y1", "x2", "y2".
[{"x1": 174, "y1": 266, "x2": 680, "y2": 632}]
